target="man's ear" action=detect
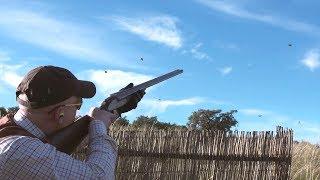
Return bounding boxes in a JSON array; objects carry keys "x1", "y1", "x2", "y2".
[{"x1": 52, "y1": 107, "x2": 64, "y2": 122}]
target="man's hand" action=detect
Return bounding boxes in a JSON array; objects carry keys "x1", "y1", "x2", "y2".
[
  {"x1": 101, "y1": 83, "x2": 146, "y2": 116},
  {"x1": 87, "y1": 107, "x2": 118, "y2": 128},
  {"x1": 117, "y1": 83, "x2": 145, "y2": 114}
]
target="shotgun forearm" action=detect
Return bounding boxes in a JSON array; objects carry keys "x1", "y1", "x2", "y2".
[{"x1": 47, "y1": 115, "x2": 91, "y2": 154}]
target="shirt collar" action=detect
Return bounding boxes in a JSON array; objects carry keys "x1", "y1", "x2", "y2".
[{"x1": 13, "y1": 110, "x2": 46, "y2": 139}]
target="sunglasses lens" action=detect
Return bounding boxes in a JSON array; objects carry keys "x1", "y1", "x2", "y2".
[{"x1": 78, "y1": 99, "x2": 82, "y2": 110}]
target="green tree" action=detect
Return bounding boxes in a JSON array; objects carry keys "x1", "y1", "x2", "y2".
[
  {"x1": 131, "y1": 115, "x2": 158, "y2": 128},
  {"x1": 156, "y1": 121, "x2": 187, "y2": 130},
  {"x1": 187, "y1": 109, "x2": 238, "y2": 132},
  {"x1": 113, "y1": 116, "x2": 130, "y2": 127},
  {"x1": 131, "y1": 115, "x2": 187, "y2": 130},
  {"x1": 0, "y1": 107, "x2": 7, "y2": 117}
]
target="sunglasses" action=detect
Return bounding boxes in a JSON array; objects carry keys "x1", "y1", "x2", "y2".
[
  {"x1": 62, "y1": 102, "x2": 82, "y2": 110},
  {"x1": 48, "y1": 99, "x2": 83, "y2": 114},
  {"x1": 71, "y1": 98, "x2": 82, "y2": 110}
]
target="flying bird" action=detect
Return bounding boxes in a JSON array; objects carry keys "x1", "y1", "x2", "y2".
[
  {"x1": 104, "y1": 70, "x2": 108, "y2": 73},
  {"x1": 258, "y1": 115, "x2": 262, "y2": 117},
  {"x1": 140, "y1": 57, "x2": 144, "y2": 61},
  {"x1": 288, "y1": 43, "x2": 292, "y2": 47}
]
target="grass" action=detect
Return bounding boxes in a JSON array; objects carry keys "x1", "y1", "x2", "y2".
[{"x1": 291, "y1": 141, "x2": 320, "y2": 180}]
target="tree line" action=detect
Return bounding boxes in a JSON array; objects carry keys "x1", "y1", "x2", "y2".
[{"x1": 0, "y1": 106, "x2": 238, "y2": 132}]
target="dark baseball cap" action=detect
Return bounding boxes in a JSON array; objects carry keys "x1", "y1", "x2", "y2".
[{"x1": 16, "y1": 65, "x2": 96, "y2": 109}]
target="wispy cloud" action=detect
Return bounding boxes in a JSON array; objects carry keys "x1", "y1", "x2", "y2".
[
  {"x1": 293, "y1": 120, "x2": 320, "y2": 143},
  {"x1": 190, "y1": 43, "x2": 211, "y2": 60},
  {"x1": 240, "y1": 108, "x2": 272, "y2": 116},
  {"x1": 196, "y1": 0, "x2": 320, "y2": 35},
  {"x1": 0, "y1": 51, "x2": 11, "y2": 62},
  {"x1": 301, "y1": 49, "x2": 320, "y2": 71},
  {"x1": 240, "y1": 108, "x2": 291, "y2": 125},
  {"x1": 0, "y1": 63, "x2": 24, "y2": 88},
  {"x1": 78, "y1": 69, "x2": 153, "y2": 95},
  {"x1": 217, "y1": 42, "x2": 239, "y2": 51},
  {"x1": 207, "y1": 98, "x2": 231, "y2": 105},
  {"x1": 304, "y1": 127, "x2": 320, "y2": 134},
  {"x1": 239, "y1": 107, "x2": 320, "y2": 143},
  {"x1": 142, "y1": 97, "x2": 204, "y2": 113},
  {"x1": 0, "y1": 9, "x2": 123, "y2": 65},
  {"x1": 110, "y1": 15, "x2": 182, "y2": 49},
  {"x1": 219, "y1": 66, "x2": 232, "y2": 75}
]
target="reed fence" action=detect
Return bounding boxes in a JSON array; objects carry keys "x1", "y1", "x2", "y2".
[{"x1": 72, "y1": 126, "x2": 293, "y2": 180}]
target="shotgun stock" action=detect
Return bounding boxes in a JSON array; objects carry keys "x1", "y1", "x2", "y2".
[{"x1": 47, "y1": 69, "x2": 183, "y2": 154}]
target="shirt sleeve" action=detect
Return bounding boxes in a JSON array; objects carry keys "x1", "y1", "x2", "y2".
[{"x1": 0, "y1": 120, "x2": 118, "y2": 180}]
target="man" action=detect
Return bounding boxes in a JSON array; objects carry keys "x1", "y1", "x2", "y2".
[{"x1": 0, "y1": 65, "x2": 145, "y2": 179}]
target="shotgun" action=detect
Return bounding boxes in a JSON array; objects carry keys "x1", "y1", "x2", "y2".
[{"x1": 47, "y1": 69, "x2": 183, "y2": 154}]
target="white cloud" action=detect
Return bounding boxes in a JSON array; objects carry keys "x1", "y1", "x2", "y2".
[
  {"x1": 0, "y1": 9, "x2": 122, "y2": 65},
  {"x1": 303, "y1": 127, "x2": 320, "y2": 134},
  {"x1": 110, "y1": 15, "x2": 182, "y2": 49},
  {"x1": 219, "y1": 66, "x2": 232, "y2": 75},
  {"x1": 190, "y1": 43, "x2": 211, "y2": 60},
  {"x1": 218, "y1": 42, "x2": 239, "y2": 51},
  {"x1": 293, "y1": 120, "x2": 320, "y2": 143},
  {"x1": 196, "y1": 0, "x2": 320, "y2": 35},
  {"x1": 240, "y1": 108, "x2": 290, "y2": 125},
  {"x1": 207, "y1": 98, "x2": 231, "y2": 105},
  {"x1": 0, "y1": 63, "x2": 24, "y2": 88},
  {"x1": 0, "y1": 51, "x2": 11, "y2": 62},
  {"x1": 301, "y1": 49, "x2": 320, "y2": 71},
  {"x1": 240, "y1": 108, "x2": 271, "y2": 116},
  {"x1": 239, "y1": 107, "x2": 320, "y2": 143},
  {"x1": 79, "y1": 69, "x2": 153, "y2": 95},
  {"x1": 142, "y1": 97, "x2": 204, "y2": 113}
]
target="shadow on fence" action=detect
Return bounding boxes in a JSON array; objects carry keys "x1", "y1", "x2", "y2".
[{"x1": 72, "y1": 126, "x2": 293, "y2": 180}]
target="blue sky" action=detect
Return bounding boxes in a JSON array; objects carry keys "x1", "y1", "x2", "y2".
[{"x1": 0, "y1": 0, "x2": 319, "y2": 143}]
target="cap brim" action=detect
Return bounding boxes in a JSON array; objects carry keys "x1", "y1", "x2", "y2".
[{"x1": 74, "y1": 80, "x2": 96, "y2": 98}]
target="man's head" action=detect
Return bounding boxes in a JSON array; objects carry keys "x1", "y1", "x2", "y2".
[
  {"x1": 16, "y1": 65, "x2": 96, "y2": 134},
  {"x1": 16, "y1": 65, "x2": 95, "y2": 109}
]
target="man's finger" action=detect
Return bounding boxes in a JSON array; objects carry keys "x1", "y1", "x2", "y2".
[
  {"x1": 125, "y1": 83, "x2": 134, "y2": 89},
  {"x1": 120, "y1": 83, "x2": 134, "y2": 91}
]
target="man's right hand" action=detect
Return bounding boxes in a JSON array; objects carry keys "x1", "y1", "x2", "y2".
[
  {"x1": 100, "y1": 83, "x2": 145, "y2": 116},
  {"x1": 87, "y1": 107, "x2": 119, "y2": 129}
]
